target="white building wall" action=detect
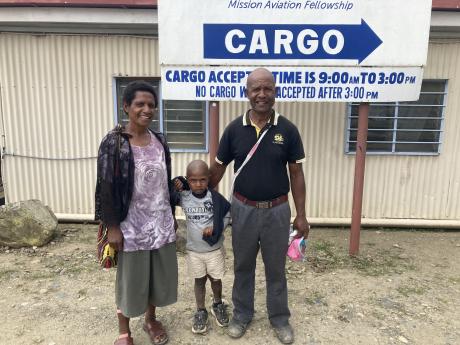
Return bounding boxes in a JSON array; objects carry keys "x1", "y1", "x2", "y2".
[
  {"x1": 0, "y1": 33, "x2": 208, "y2": 218},
  {"x1": 218, "y1": 39, "x2": 460, "y2": 225},
  {"x1": 0, "y1": 33, "x2": 459, "y2": 225}
]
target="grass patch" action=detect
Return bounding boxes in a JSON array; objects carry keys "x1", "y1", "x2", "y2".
[
  {"x1": 29, "y1": 271, "x2": 56, "y2": 280},
  {"x1": 436, "y1": 297, "x2": 448, "y2": 305},
  {"x1": 57, "y1": 224, "x2": 98, "y2": 245},
  {"x1": 307, "y1": 240, "x2": 344, "y2": 272},
  {"x1": 307, "y1": 240, "x2": 415, "y2": 276},
  {"x1": 0, "y1": 268, "x2": 17, "y2": 280},
  {"x1": 305, "y1": 291, "x2": 328, "y2": 306},
  {"x1": 370, "y1": 310, "x2": 386, "y2": 320},
  {"x1": 375, "y1": 297, "x2": 407, "y2": 314},
  {"x1": 396, "y1": 285, "x2": 428, "y2": 297},
  {"x1": 448, "y1": 277, "x2": 460, "y2": 284},
  {"x1": 64, "y1": 260, "x2": 98, "y2": 275},
  {"x1": 349, "y1": 250, "x2": 414, "y2": 276},
  {"x1": 311, "y1": 240, "x2": 336, "y2": 256}
]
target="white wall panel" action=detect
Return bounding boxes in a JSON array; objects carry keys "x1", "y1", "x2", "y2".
[
  {"x1": 218, "y1": 41, "x2": 460, "y2": 223},
  {"x1": 0, "y1": 33, "x2": 161, "y2": 215},
  {"x1": 1, "y1": 32, "x2": 459, "y2": 224}
]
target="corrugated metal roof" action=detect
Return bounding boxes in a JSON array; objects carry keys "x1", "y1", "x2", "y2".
[
  {"x1": 0, "y1": 1, "x2": 457, "y2": 11},
  {"x1": 432, "y1": 0, "x2": 460, "y2": 10},
  {"x1": 0, "y1": 0, "x2": 156, "y2": 8}
]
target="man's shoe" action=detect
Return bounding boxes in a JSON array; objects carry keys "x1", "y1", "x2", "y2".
[
  {"x1": 273, "y1": 323, "x2": 294, "y2": 344},
  {"x1": 211, "y1": 302, "x2": 229, "y2": 327},
  {"x1": 192, "y1": 309, "x2": 208, "y2": 334},
  {"x1": 227, "y1": 318, "x2": 249, "y2": 338}
]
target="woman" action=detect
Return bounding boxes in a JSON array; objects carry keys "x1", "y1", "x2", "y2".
[{"x1": 95, "y1": 81, "x2": 178, "y2": 345}]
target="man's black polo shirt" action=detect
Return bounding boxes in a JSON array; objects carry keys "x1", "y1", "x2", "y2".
[{"x1": 216, "y1": 110, "x2": 306, "y2": 201}]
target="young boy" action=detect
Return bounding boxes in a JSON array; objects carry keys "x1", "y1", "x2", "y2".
[{"x1": 174, "y1": 160, "x2": 231, "y2": 334}]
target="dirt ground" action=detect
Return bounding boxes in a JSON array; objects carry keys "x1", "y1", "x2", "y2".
[{"x1": 0, "y1": 223, "x2": 459, "y2": 345}]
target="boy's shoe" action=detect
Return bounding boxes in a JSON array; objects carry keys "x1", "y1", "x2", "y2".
[
  {"x1": 211, "y1": 302, "x2": 229, "y2": 327},
  {"x1": 192, "y1": 309, "x2": 208, "y2": 334}
]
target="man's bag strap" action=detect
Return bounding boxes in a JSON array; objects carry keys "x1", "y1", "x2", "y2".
[{"x1": 229, "y1": 122, "x2": 272, "y2": 201}]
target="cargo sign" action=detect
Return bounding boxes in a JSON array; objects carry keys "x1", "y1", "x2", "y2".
[
  {"x1": 160, "y1": 66, "x2": 422, "y2": 102},
  {"x1": 158, "y1": 0, "x2": 432, "y2": 101},
  {"x1": 203, "y1": 21, "x2": 382, "y2": 63}
]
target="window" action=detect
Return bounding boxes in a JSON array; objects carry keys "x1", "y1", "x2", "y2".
[
  {"x1": 346, "y1": 80, "x2": 447, "y2": 155},
  {"x1": 163, "y1": 100, "x2": 207, "y2": 150},
  {"x1": 115, "y1": 78, "x2": 208, "y2": 152}
]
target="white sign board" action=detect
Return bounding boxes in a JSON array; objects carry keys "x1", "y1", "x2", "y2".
[{"x1": 158, "y1": 0, "x2": 432, "y2": 102}]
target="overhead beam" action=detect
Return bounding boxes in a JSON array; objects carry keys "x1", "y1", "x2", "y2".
[{"x1": 0, "y1": 0, "x2": 157, "y2": 8}]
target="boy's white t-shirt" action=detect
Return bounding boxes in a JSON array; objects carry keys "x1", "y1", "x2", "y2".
[{"x1": 179, "y1": 190, "x2": 230, "y2": 253}]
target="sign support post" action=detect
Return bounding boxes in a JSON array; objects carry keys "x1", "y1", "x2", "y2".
[
  {"x1": 209, "y1": 101, "x2": 220, "y2": 169},
  {"x1": 349, "y1": 103, "x2": 369, "y2": 256}
]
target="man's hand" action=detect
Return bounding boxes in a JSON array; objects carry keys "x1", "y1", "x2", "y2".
[
  {"x1": 107, "y1": 225, "x2": 124, "y2": 251},
  {"x1": 202, "y1": 226, "x2": 213, "y2": 237},
  {"x1": 288, "y1": 163, "x2": 309, "y2": 239},
  {"x1": 209, "y1": 162, "x2": 227, "y2": 189},
  {"x1": 292, "y1": 215, "x2": 310, "y2": 239},
  {"x1": 174, "y1": 178, "x2": 184, "y2": 192}
]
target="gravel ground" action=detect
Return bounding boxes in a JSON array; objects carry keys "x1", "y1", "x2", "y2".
[{"x1": 0, "y1": 223, "x2": 459, "y2": 345}]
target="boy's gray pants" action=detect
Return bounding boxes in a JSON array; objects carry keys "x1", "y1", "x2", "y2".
[{"x1": 230, "y1": 197, "x2": 291, "y2": 327}]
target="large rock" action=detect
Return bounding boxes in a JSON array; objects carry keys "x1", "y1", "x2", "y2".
[{"x1": 0, "y1": 199, "x2": 58, "y2": 248}]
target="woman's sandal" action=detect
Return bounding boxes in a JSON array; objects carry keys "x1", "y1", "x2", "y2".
[
  {"x1": 114, "y1": 333, "x2": 134, "y2": 345},
  {"x1": 143, "y1": 318, "x2": 169, "y2": 345}
]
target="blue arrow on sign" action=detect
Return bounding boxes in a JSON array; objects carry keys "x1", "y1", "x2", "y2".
[{"x1": 203, "y1": 20, "x2": 383, "y2": 63}]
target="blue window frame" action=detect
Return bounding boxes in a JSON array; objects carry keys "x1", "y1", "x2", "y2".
[
  {"x1": 115, "y1": 77, "x2": 208, "y2": 152},
  {"x1": 346, "y1": 80, "x2": 447, "y2": 155}
]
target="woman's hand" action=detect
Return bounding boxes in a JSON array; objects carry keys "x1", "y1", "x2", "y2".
[{"x1": 107, "y1": 225, "x2": 124, "y2": 251}]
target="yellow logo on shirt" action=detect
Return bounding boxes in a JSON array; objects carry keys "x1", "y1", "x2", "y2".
[{"x1": 274, "y1": 133, "x2": 284, "y2": 144}]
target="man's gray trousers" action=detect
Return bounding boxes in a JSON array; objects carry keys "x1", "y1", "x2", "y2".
[{"x1": 230, "y1": 197, "x2": 291, "y2": 327}]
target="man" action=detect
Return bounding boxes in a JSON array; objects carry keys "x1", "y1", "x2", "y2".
[{"x1": 209, "y1": 67, "x2": 310, "y2": 344}]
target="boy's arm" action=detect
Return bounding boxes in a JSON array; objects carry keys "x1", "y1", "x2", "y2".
[
  {"x1": 173, "y1": 177, "x2": 184, "y2": 192},
  {"x1": 172, "y1": 178, "x2": 190, "y2": 208}
]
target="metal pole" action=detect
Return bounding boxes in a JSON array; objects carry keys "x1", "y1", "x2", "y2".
[
  {"x1": 349, "y1": 103, "x2": 369, "y2": 256},
  {"x1": 209, "y1": 101, "x2": 219, "y2": 167}
]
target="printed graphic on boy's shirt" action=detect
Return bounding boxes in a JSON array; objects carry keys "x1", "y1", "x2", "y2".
[
  {"x1": 183, "y1": 201, "x2": 214, "y2": 224},
  {"x1": 204, "y1": 200, "x2": 213, "y2": 212}
]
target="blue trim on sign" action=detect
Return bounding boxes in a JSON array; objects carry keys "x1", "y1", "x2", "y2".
[{"x1": 203, "y1": 20, "x2": 382, "y2": 63}]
